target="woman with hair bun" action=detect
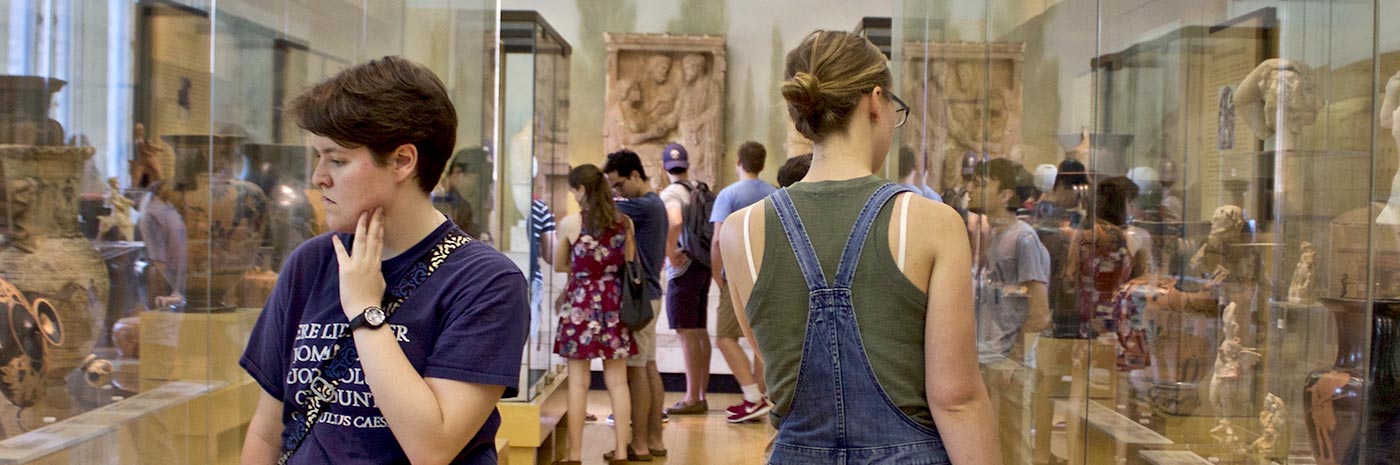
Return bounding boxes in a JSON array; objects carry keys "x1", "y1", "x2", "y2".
[
  {"x1": 718, "y1": 31, "x2": 1000, "y2": 465},
  {"x1": 552, "y1": 164, "x2": 636, "y2": 465}
]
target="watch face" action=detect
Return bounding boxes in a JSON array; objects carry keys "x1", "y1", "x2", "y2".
[{"x1": 365, "y1": 308, "x2": 387, "y2": 327}]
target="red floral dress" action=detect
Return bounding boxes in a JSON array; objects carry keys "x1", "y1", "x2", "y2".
[
  {"x1": 1069, "y1": 220, "x2": 1133, "y2": 332},
  {"x1": 553, "y1": 214, "x2": 636, "y2": 360}
]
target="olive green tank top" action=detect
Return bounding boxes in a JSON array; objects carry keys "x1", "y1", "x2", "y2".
[{"x1": 746, "y1": 175, "x2": 934, "y2": 428}]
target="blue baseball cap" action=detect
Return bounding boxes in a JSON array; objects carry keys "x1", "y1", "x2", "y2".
[{"x1": 663, "y1": 143, "x2": 689, "y2": 171}]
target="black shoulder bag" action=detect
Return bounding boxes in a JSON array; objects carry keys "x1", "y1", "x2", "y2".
[
  {"x1": 619, "y1": 254, "x2": 652, "y2": 329},
  {"x1": 278, "y1": 230, "x2": 472, "y2": 464}
]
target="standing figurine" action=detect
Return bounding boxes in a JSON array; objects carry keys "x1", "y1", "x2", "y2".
[
  {"x1": 1209, "y1": 303, "x2": 1263, "y2": 443},
  {"x1": 96, "y1": 177, "x2": 135, "y2": 242},
  {"x1": 1288, "y1": 241, "x2": 1317, "y2": 303},
  {"x1": 129, "y1": 123, "x2": 165, "y2": 188},
  {"x1": 1192, "y1": 205, "x2": 1248, "y2": 281},
  {"x1": 1251, "y1": 393, "x2": 1290, "y2": 463}
]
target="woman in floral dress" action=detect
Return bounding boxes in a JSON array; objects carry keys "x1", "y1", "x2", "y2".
[{"x1": 552, "y1": 164, "x2": 635, "y2": 465}]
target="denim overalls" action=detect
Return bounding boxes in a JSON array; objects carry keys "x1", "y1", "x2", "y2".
[{"x1": 765, "y1": 183, "x2": 950, "y2": 465}]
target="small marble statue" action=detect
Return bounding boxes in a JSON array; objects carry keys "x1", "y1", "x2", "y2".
[
  {"x1": 1377, "y1": 70, "x2": 1400, "y2": 225},
  {"x1": 1191, "y1": 205, "x2": 1246, "y2": 280},
  {"x1": 1209, "y1": 302, "x2": 1263, "y2": 444},
  {"x1": 1235, "y1": 59, "x2": 1323, "y2": 151},
  {"x1": 129, "y1": 123, "x2": 166, "y2": 188},
  {"x1": 1288, "y1": 241, "x2": 1317, "y2": 303},
  {"x1": 1251, "y1": 392, "x2": 1289, "y2": 462},
  {"x1": 96, "y1": 177, "x2": 135, "y2": 242}
]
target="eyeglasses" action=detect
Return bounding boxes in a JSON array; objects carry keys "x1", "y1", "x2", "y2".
[{"x1": 889, "y1": 93, "x2": 910, "y2": 129}]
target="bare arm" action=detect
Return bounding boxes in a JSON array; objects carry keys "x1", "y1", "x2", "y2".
[
  {"x1": 554, "y1": 214, "x2": 580, "y2": 274},
  {"x1": 624, "y1": 216, "x2": 636, "y2": 262},
  {"x1": 922, "y1": 206, "x2": 1002, "y2": 465},
  {"x1": 540, "y1": 230, "x2": 556, "y2": 266},
  {"x1": 665, "y1": 203, "x2": 689, "y2": 268},
  {"x1": 711, "y1": 220, "x2": 725, "y2": 287},
  {"x1": 240, "y1": 391, "x2": 284, "y2": 465},
  {"x1": 719, "y1": 205, "x2": 764, "y2": 367},
  {"x1": 1023, "y1": 281, "x2": 1050, "y2": 334}
]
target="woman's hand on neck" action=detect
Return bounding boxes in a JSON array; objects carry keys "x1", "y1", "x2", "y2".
[{"x1": 378, "y1": 191, "x2": 447, "y2": 260}]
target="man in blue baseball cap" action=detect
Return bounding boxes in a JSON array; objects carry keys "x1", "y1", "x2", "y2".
[{"x1": 657, "y1": 142, "x2": 715, "y2": 415}]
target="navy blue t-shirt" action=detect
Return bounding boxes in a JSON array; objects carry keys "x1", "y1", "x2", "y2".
[
  {"x1": 239, "y1": 220, "x2": 529, "y2": 465},
  {"x1": 616, "y1": 192, "x2": 668, "y2": 300}
]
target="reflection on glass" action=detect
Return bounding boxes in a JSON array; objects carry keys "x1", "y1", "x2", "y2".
[
  {"x1": 500, "y1": 10, "x2": 571, "y2": 401},
  {"x1": 892, "y1": 1, "x2": 1393, "y2": 464}
]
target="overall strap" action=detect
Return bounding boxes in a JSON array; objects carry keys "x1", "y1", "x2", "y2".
[
  {"x1": 832, "y1": 183, "x2": 914, "y2": 288},
  {"x1": 278, "y1": 229, "x2": 472, "y2": 465},
  {"x1": 769, "y1": 188, "x2": 828, "y2": 291}
]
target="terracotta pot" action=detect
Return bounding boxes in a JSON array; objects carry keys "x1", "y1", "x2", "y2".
[
  {"x1": 0, "y1": 76, "x2": 66, "y2": 145},
  {"x1": 0, "y1": 146, "x2": 110, "y2": 426},
  {"x1": 144, "y1": 135, "x2": 268, "y2": 311},
  {"x1": 1132, "y1": 276, "x2": 1220, "y2": 416},
  {"x1": 0, "y1": 278, "x2": 63, "y2": 408},
  {"x1": 1303, "y1": 298, "x2": 1400, "y2": 465}
]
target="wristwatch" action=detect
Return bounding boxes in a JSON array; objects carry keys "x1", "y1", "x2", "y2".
[{"x1": 349, "y1": 306, "x2": 387, "y2": 331}]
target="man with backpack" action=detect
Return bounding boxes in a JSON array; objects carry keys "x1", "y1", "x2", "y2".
[{"x1": 658, "y1": 142, "x2": 715, "y2": 415}]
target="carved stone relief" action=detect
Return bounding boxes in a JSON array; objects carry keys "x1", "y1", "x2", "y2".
[
  {"x1": 604, "y1": 33, "x2": 725, "y2": 189},
  {"x1": 901, "y1": 42, "x2": 1024, "y2": 192}
]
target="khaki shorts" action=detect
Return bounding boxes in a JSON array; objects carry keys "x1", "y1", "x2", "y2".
[
  {"x1": 716, "y1": 280, "x2": 744, "y2": 339},
  {"x1": 627, "y1": 300, "x2": 661, "y2": 368}
]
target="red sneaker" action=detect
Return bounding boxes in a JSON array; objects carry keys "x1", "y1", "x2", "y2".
[{"x1": 725, "y1": 397, "x2": 773, "y2": 423}]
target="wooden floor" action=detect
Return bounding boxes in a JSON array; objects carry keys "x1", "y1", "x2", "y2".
[{"x1": 569, "y1": 391, "x2": 772, "y2": 465}]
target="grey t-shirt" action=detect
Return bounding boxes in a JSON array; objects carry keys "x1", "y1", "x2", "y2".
[
  {"x1": 660, "y1": 182, "x2": 691, "y2": 280},
  {"x1": 976, "y1": 219, "x2": 1051, "y2": 364}
]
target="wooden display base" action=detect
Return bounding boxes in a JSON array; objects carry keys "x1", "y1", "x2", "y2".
[
  {"x1": 982, "y1": 358, "x2": 1031, "y2": 465},
  {"x1": 1058, "y1": 399, "x2": 1174, "y2": 465},
  {"x1": 0, "y1": 381, "x2": 222, "y2": 464},
  {"x1": 139, "y1": 308, "x2": 262, "y2": 391},
  {"x1": 496, "y1": 374, "x2": 569, "y2": 465}
]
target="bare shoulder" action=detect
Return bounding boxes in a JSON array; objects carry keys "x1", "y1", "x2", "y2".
[
  {"x1": 903, "y1": 195, "x2": 967, "y2": 246},
  {"x1": 721, "y1": 202, "x2": 767, "y2": 241},
  {"x1": 560, "y1": 212, "x2": 582, "y2": 228}
]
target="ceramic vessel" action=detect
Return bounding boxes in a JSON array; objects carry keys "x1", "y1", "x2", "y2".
[
  {"x1": 0, "y1": 278, "x2": 63, "y2": 408},
  {"x1": 1301, "y1": 299, "x2": 1399, "y2": 465},
  {"x1": 147, "y1": 135, "x2": 268, "y2": 311},
  {"x1": 0, "y1": 76, "x2": 66, "y2": 145},
  {"x1": 0, "y1": 145, "x2": 110, "y2": 427},
  {"x1": 1123, "y1": 276, "x2": 1221, "y2": 416}
]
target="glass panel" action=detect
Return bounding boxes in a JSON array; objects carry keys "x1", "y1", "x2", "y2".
[
  {"x1": 896, "y1": 1, "x2": 1387, "y2": 464},
  {"x1": 0, "y1": 0, "x2": 494, "y2": 461},
  {"x1": 498, "y1": 10, "x2": 570, "y2": 401}
]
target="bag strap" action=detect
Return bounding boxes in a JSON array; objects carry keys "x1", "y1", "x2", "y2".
[{"x1": 278, "y1": 229, "x2": 472, "y2": 464}]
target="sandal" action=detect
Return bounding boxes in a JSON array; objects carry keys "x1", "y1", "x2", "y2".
[
  {"x1": 651, "y1": 448, "x2": 668, "y2": 457},
  {"x1": 603, "y1": 445, "x2": 653, "y2": 462}
]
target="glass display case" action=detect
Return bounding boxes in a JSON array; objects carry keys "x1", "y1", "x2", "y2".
[
  {"x1": 498, "y1": 10, "x2": 571, "y2": 402},
  {"x1": 895, "y1": 1, "x2": 1397, "y2": 465},
  {"x1": 0, "y1": 0, "x2": 494, "y2": 462}
]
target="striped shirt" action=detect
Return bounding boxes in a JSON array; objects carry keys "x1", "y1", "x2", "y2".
[{"x1": 530, "y1": 199, "x2": 557, "y2": 283}]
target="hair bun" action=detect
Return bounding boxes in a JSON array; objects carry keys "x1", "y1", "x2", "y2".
[{"x1": 781, "y1": 72, "x2": 823, "y2": 110}]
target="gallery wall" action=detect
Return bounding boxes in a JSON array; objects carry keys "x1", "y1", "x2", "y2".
[{"x1": 501, "y1": 0, "x2": 893, "y2": 188}]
